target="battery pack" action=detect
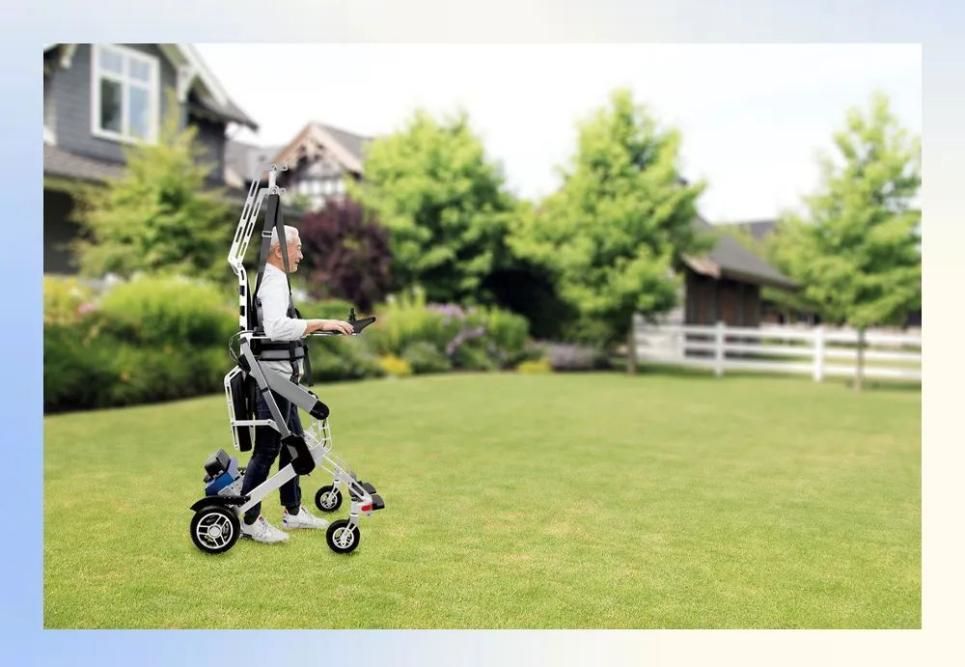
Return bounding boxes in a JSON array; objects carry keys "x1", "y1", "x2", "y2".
[{"x1": 205, "y1": 456, "x2": 240, "y2": 496}]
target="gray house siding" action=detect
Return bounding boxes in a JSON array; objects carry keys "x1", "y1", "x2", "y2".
[
  {"x1": 191, "y1": 113, "x2": 227, "y2": 185},
  {"x1": 46, "y1": 44, "x2": 180, "y2": 165}
]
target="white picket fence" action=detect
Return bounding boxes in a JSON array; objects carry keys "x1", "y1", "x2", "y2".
[{"x1": 632, "y1": 317, "x2": 921, "y2": 382}]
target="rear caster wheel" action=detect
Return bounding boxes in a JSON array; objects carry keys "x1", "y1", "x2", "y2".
[
  {"x1": 190, "y1": 505, "x2": 240, "y2": 554},
  {"x1": 326, "y1": 518, "x2": 360, "y2": 554},
  {"x1": 315, "y1": 485, "x2": 343, "y2": 512}
]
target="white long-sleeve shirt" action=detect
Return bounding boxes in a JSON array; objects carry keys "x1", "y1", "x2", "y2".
[{"x1": 257, "y1": 263, "x2": 308, "y2": 379}]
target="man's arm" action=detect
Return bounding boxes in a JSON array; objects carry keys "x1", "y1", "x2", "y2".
[{"x1": 260, "y1": 274, "x2": 354, "y2": 338}]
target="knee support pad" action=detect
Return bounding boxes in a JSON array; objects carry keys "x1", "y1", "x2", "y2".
[{"x1": 283, "y1": 434, "x2": 316, "y2": 475}]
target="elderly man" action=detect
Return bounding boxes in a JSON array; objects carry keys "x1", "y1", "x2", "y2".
[{"x1": 239, "y1": 224, "x2": 354, "y2": 544}]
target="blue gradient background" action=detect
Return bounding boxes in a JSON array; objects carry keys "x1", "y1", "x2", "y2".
[{"x1": 6, "y1": 1, "x2": 963, "y2": 665}]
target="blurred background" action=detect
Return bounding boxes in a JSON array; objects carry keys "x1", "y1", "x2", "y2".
[{"x1": 42, "y1": 43, "x2": 921, "y2": 410}]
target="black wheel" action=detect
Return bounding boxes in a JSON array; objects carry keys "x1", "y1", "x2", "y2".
[
  {"x1": 315, "y1": 485, "x2": 343, "y2": 512},
  {"x1": 190, "y1": 505, "x2": 240, "y2": 554},
  {"x1": 326, "y1": 518, "x2": 361, "y2": 554}
]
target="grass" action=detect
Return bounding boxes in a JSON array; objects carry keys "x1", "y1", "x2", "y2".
[{"x1": 44, "y1": 371, "x2": 920, "y2": 628}]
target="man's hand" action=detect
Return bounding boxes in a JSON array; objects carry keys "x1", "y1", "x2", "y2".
[{"x1": 307, "y1": 319, "x2": 354, "y2": 335}]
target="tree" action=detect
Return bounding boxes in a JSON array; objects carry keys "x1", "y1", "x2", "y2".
[
  {"x1": 350, "y1": 110, "x2": 517, "y2": 304},
  {"x1": 298, "y1": 198, "x2": 393, "y2": 311},
  {"x1": 76, "y1": 94, "x2": 234, "y2": 285},
  {"x1": 511, "y1": 89, "x2": 708, "y2": 350},
  {"x1": 769, "y1": 92, "x2": 921, "y2": 389}
]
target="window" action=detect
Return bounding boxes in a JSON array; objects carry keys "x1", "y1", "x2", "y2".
[{"x1": 91, "y1": 44, "x2": 160, "y2": 143}]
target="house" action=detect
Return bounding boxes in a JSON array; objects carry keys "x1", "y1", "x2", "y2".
[
  {"x1": 677, "y1": 217, "x2": 796, "y2": 327},
  {"x1": 43, "y1": 43, "x2": 258, "y2": 274},
  {"x1": 225, "y1": 121, "x2": 371, "y2": 211},
  {"x1": 718, "y1": 217, "x2": 921, "y2": 328}
]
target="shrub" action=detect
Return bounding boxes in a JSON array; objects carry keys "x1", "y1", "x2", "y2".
[
  {"x1": 367, "y1": 288, "x2": 453, "y2": 355},
  {"x1": 516, "y1": 358, "x2": 552, "y2": 374},
  {"x1": 307, "y1": 336, "x2": 384, "y2": 383},
  {"x1": 98, "y1": 275, "x2": 236, "y2": 347},
  {"x1": 451, "y1": 343, "x2": 496, "y2": 371},
  {"x1": 298, "y1": 198, "x2": 393, "y2": 311},
  {"x1": 297, "y1": 297, "x2": 357, "y2": 321},
  {"x1": 44, "y1": 324, "x2": 118, "y2": 411},
  {"x1": 401, "y1": 341, "x2": 451, "y2": 374},
  {"x1": 378, "y1": 354, "x2": 413, "y2": 378},
  {"x1": 44, "y1": 324, "x2": 230, "y2": 412},
  {"x1": 471, "y1": 306, "x2": 529, "y2": 367},
  {"x1": 43, "y1": 275, "x2": 95, "y2": 326}
]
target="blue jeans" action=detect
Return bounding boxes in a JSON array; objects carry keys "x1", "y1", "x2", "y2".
[{"x1": 240, "y1": 389, "x2": 304, "y2": 524}]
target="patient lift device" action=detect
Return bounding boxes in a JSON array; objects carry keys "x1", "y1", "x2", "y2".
[{"x1": 188, "y1": 165, "x2": 382, "y2": 555}]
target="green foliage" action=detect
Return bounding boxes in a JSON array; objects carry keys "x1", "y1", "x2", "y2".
[
  {"x1": 298, "y1": 297, "x2": 356, "y2": 320},
  {"x1": 366, "y1": 288, "x2": 454, "y2": 356},
  {"x1": 43, "y1": 275, "x2": 95, "y2": 326},
  {"x1": 97, "y1": 276, "x2": 236, "y2": 347},
  {"x1": 450, "y1": 344, "x2": 496, "y2": 371},
  {"x1": 308, "y1": 336, "x2": 385, "y2": 383},
  {"x1": 769, "y1": 93, "x2": 921, "y2": 328},
  {"x1": 515, "y1": 358, "x2": 552, "y2": 374},
  {"x1": 44, "y1": 324, "x2": 119, "y2": 411},
  {"x1": 351, "y1": 109, "x2": 518, "y2": 304},
  {"x1": 43, "y1": 324, "x2": 228, "y2": 412},
  {"x1": 108, "y1": 345, "x2": 225, "y2": 407},
  {"x1": 378, "y1": 354, "x2": 413, "y2": 377},
  {"x1": 402, "y1": 341, "x2": 452, "y2": 374},
  {"x1": 511, "y1": 89, "x2": 709, "y2": 344},
  {"x1": 75, "y1": 92, "x2": 234, "y2": 284}
]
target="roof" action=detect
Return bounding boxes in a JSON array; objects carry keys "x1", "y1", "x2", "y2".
[
  {"x1": 271, "y1": 122, "x2": 372, "y2": 176},
  {"x1": 718, "y1": 218, "x2": 778, "y2": 241},
  {"x1": 224, "y1": 140, "x2": 285, "y2": 189},
  {"x1": 44, "y1": 144, "x2": 124, "y2": 182},
  {"x1": 43, "y1": 43, "x2": 257, "y2": 130},
  {"x1": 685, "y1": 217, "x2": 796, "y2": 290},
  {"x1": 317, "y1": 123, "x2": 372, "y2": 164}
]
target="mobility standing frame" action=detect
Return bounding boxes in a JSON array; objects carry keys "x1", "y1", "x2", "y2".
[{"x1": 188, "y1": 165, "x2": 383, "y2": 555}]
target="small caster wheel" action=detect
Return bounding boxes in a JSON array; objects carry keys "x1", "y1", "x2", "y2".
[
  {"x1": 326, "y1": 518, "x2": 361, "y2": 554},
  {"x1": 190, "y1": 505, "x2": 240, "y2": 554},
  {"x1": 315, "y1": 485, "x2": 343, "y2": 512}
]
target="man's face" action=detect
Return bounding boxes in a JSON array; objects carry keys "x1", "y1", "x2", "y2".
[{"x1": 275, "y1": 234, "x2": 303, "y2": 272}]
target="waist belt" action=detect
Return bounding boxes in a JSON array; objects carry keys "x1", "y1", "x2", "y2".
[{"x1": 252, "y1": 339, "x2": 306, "y2": 362}]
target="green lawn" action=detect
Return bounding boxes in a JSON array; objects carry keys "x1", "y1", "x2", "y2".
[{"x1": 44, "y1": 372, "x2": 920, "y2": 628}]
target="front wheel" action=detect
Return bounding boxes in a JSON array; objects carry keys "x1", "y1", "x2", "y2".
[
  {"x1": 326, "y1": 519, "x2": 360, "y2": 554},
  {"x1": 315, "y1": 485, "x2": 343, "y2": 512},
  {"x1": 190, "y1": 505, "x2": 240, "y2": 554}
]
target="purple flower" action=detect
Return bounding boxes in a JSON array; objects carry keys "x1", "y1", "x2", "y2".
[{"x1": 428, "y1": 303, "x2": 466, "y2": 322}]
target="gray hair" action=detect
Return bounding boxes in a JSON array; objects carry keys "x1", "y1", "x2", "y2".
[{"x1": 269, "y1": 225, "x2": 300, "y2": 250}]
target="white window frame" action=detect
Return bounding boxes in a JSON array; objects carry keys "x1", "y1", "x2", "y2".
[{"x1": 90, "y1": 44, "x2": 160, "y2": 144}]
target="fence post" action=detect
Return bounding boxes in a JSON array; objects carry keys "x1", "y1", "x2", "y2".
[
  {"x1": 714, "y1": 321, "x2": 725, "y2": 377},
  {"x1": 812, "y1": 325, "x2": 825, "y2": 382}
]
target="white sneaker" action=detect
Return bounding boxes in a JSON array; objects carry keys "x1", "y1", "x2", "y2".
[
  {"x1": 282, "y1": 505, "x2": 329, "y2": 530},
  {"x1": 241, "y1": 516, "x2": 289, "y2": 543}
]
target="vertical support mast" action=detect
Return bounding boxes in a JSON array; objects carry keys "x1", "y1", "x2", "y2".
[{"x1": 226, "y1": 164, "x2": 287, "y2": 331}]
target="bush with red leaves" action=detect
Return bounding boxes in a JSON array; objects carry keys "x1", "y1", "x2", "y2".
[{"x1": 297, "y1": 199, "x2": 392, "y2": 311}]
